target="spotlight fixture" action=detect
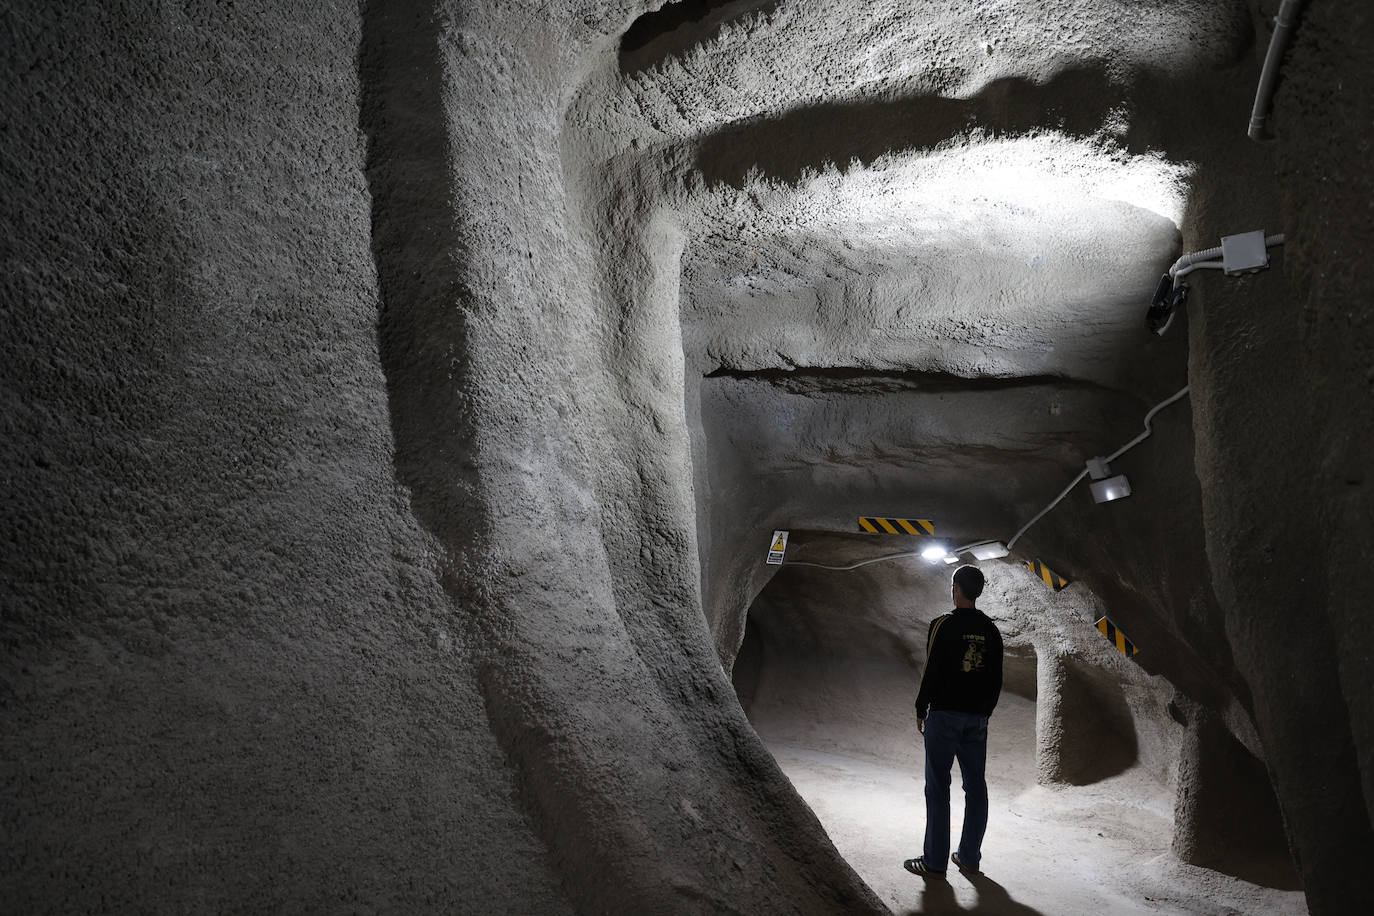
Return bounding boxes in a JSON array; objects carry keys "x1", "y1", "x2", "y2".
[
  {"x1": 1147, "y1": 230, "x2": 1285, "y2": 336},
  {"x1": 1086, "y1": 456, "x2": 1131, "y2": 504},
  {"x1": 1146, "y1": 273, "x2": 1190, "y2": 336},
  {"x1": 921, "y1": 544, "x2": 950, "y2": 562},
  {"x1": 942, "y1": 554, "x2": 961, "y2": 565},
  {"x1": 1090, "y1": 477, "x2": 1132, "y2": 503}
]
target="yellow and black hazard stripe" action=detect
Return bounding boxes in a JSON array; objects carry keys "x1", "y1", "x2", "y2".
[
  {"x1": 1026, "y1": 559, "x2": 1069, "y2": 590},
  {"x1": 1095, "y1": 616, "x2": 1139, "y2": 658},
  {"x1": 858, "y1": 517, "x2": 935, "y2": 536}
]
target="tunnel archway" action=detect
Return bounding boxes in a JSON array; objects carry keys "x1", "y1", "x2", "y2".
[
  {"x1": 720, "y1": 526, "x2": 1304, "y2": 907},
  {"x1": 8, "y1": 0, "x2": 1366, "y2": 912},
  {"x1": 722, "y1": 534, "x2": 1220, "y2": 909}
]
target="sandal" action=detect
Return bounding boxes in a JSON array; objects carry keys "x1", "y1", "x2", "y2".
[{"x1": 903, "y1": 856, "x2": 946, "y2": 877}]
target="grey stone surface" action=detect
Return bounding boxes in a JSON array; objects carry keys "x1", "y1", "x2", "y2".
[
  {"x1": 3, "y1": 0, "x2": 1371, "y2": 913},
  {"x1": 2, "y1": 2, "x2": 568, "y2": 911},
  {"x1": 1184, "y1": 1, "x2": 1374, "y2": 909}
]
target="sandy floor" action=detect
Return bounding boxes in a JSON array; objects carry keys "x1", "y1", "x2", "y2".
[{"x1": 761, "y1": 694, "x2": 1308, "y2": 915}]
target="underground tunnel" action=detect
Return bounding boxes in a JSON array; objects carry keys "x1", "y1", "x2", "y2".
[{"x1": 3, "y1": 1, "x2": 1372, "y2": 914}]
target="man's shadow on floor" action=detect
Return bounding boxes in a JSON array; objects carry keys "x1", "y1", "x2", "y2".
[{"x1": 901, "y1": 870, "x2": 1046, "y2": 916}]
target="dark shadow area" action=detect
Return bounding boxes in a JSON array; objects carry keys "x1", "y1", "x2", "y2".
[
  {"x1": 695, "y1": 67, "x2": 1118, "y2": 188},
  {"x1": 1172, "y1": 702, "x2": 1302, "y2": 890},
  {"x1": 359, "y1": 0, "x2": 485, "y2": 561},
  {"x1": 901, "y1": 870, "x2": 1048, "y2": 915},
  {"x1": 731, "y1": 614, "x2": 764, "y2": 713},
  {"x1": 1030, "y1": 408, "x2": 1258, "y2": 725},
  {"x1": 1056, "y1": 656, "x2": 1138, "y2": 785},
  {"x1": 1001, "y1": 645, "x2": 1037, "y2": 703},
  {"x1": 912, "y1": 877, "x2": 959, "y2": 915},
  {"x1": 703, "y1": 367, "x2": 1129, "y2": 399},
  {"x1": 963, "y1": 872, "x2": 1049, "y2": 916},
  {"x1": 619, "y1": 0, "x2": 781, "y2": 74},
  {"x1": 1064, "y1": 554, "x2": 1246, "y2": 719}
]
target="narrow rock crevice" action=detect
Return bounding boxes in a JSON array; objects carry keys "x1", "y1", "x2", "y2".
[
  {"x1": 359, "y1": 0, "x2": 486, "y2": 559},
  {"x1": 620, "y1": 0, "x2": 781, "y2": 75},
  {"x1": 703, "y1": 366, "x2": 1127, "y2": 396}
]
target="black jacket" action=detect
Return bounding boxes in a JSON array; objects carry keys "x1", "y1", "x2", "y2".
[{"x1": 914, "y1": 607, "x2": 1004, "y2": 719}]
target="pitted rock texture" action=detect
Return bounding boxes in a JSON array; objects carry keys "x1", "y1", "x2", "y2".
[{"x1": 3, "y1": 0, "x2": 1372, "y2": 914}]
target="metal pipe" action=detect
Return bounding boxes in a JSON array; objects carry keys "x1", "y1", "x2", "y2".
[{"x1": 1248, "y1": 0, "x2": 1307, "y2": 141}]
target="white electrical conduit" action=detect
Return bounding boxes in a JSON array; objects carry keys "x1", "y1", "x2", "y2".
[
  {"x1": 1169, "y1": 234, "x2": 1286, "y2": 282},
  {"x1": 1101, "y1": 385, "x2": 1193, "y2": 466},
  {"x1": 1001, "y1": 468, "x2": 1090, "y2": 553},
  {"x1": 1249, "y1": 0, "x2": 1307, "y2": 141},
  {"x1": 781, "y1": 385, "x2": 1194, "y2": 572},
  {"x1": 786, "y1": 551, "x2": 930, "y2": 571},
  {"x1": 1005, "y1": 384, "x2": 1192, "y2": 550},
  {"x1": 1172, "y1": 261, "x2": 1228, "y2": 280}
]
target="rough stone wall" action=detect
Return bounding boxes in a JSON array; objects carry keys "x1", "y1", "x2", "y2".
[
  {"x1": 408, "y1": 3, "x2": 880, "y2": 909},
  {"x1": 6, "y1": 0, "x2": 1372, "y2": 913},
  {"x1": 1, "y1": 1, "x2": 569, "y2": 910},
  {"x1": 1171, "y1": 697, "x2": 1299, "y2": 889},
  {"x1": 3, "y1": 0, "x2": 884, "y2": 912},
  {"x1": 1185, "y1": 1, "x2": 1374, "y2": 911}
]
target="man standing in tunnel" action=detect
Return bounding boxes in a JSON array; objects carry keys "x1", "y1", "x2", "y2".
[{"x1": 905, "y1": 565, "x2": 1004, "y2": 878}]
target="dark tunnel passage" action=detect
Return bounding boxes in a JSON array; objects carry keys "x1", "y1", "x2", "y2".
[
  {"x1": 7, "y1": 1, "x2": 1374, "y2": 914},
  {"x1": 720, "y1": 529, "x2": 1301, "y2": 909}
]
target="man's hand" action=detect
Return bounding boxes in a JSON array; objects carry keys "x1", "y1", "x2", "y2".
[{"x1": 917, "y1": 717, "x2": 926, "y2": 736}]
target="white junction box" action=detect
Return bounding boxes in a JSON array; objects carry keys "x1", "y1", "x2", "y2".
[{"x1": 1221, "y1": 229, "x2": 1269, "y2": 275}]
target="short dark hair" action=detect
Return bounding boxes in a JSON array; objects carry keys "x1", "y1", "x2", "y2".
[{"x1": 952, "y1": 565, "x2": 985, "y2": 600}]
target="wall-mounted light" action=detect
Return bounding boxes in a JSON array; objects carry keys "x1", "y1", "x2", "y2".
[
  {"x1": 936, "y1": 540, "x2": 1011, "y2": 565},
  {"x1": 1090, "y1": 476, "x2": 1132, "y2": 503},
  {"x1": 968, "y1": 541, "x2": 1010, "y2": 560},
  {"x1": 921, "y1": 544, "x2": 951, "y2": 562},
  {"x1": 1086, "y1": 456, "x2": 1131, "y2": 503}
]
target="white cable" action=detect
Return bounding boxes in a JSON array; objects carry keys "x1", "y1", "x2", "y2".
[
  {"x1": 1172, "y1": 260, "x2": 1225, "y2": 281},
  {"x1": 1006, "y1": 384, "x2": 1191, "y2": 550},
  {"x1": 1005, "y1": 469, "x2": 1090, "y2": 551},
  {"x1": 1169, "y1": 246, "x2": 1223, "y2": 278},
  {"x1": 782, "y1": 386, "x2": 1194, "y2": 571},
  {"x1": 1169, "y1": 234, "x2": 1286, "y2": 280},
  {"x1": 1104, "y1": 385, "x2": 1191, "y2": 465},
  {"x1": 786, "y1": 551, "x2": 925, "y2": 571}
]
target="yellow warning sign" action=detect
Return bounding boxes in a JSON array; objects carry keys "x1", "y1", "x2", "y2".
[
  {"x1": 1095, "y1": 616, "x2": 1139, "y2": 658},
  {"x1": 857, "y1": 517, "x2": 935, "y2": 536},
  {"x1": 766, "y1": 530, "x2": 788, "y2": 566},
  {"x1": 1026, "y1": 559, "x2": 1068, "y2": 590}
]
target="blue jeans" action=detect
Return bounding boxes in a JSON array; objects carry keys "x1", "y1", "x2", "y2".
[{"x1": 923, "y1": 709, "x2": 989, "y2": 870}]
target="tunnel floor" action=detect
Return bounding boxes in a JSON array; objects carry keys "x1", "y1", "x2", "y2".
[{"x1": 755, "y1": 693, "x2": 1307, "y2": 915}]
